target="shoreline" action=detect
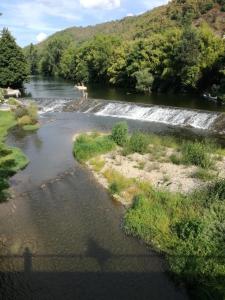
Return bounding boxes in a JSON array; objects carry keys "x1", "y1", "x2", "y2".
[
  {"x1": 73, "y1": 132, "x2": 225, "y2": 206},
  {"x1": 73, "y1": 128, "x2": 225, "y2": 299}
]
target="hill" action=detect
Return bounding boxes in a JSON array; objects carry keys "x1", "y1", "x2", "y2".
[
  {"x1": 24, "y1": 0, "x2": 225, "y2": 100},
  {"x1": 35, "y1": 0, "x2": 225, "y2": 49}
]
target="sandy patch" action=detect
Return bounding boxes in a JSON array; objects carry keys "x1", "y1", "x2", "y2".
[{"x1": 74, "y1": 133, "x2": 225, "y2": 206}]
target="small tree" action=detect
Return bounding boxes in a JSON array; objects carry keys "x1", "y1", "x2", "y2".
[{"x1": 0, "y1": 28, "x2": 29, "y2": 88}]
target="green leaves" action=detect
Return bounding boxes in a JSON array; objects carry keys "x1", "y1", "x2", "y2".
[{"x1": 0, "y1": 28, "x2": 28, "y2": 88}]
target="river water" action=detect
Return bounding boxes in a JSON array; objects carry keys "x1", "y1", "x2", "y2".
[{"x1": 1, "y1": 76, "x2": 220, "y2": 299}]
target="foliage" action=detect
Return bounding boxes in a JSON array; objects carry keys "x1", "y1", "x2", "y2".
[
  {"x1": 192, "y1": 168, "x2": 217, "y2": 181},
  {"x1": 29, "y1": 0, "x2": 225, "y2": 95},
  {"x1": 24, "y1": 43, "x2": 39, "y2": 75},
  {"x1": 22, "y1": 124, "x2": 40, "y2": 131},
  {"x1": 127, "y1": 132, "x2": 149, "y2": 154},
  {"x1": 14, "y1": 102, "x2": 38, "y2": 126},
  {"x1": 181, "y1": 140, "x2": 214, "y2": 168},
  {"x1": 104, "y1": 169, "x2": 134, "y2": 195},
  {"x1": 40, "y1": 35, "x2": 73, "y2": 76},
  {"x1": 0, "y1": 111, "x2": 29, "y2": 201},
  {"x1": 17, "y1": 115, "x2": 32, "y2": 126},
  {"x1": 0, "y1": 28, "x2": 28, "y2": 88},
  {"x1": 124, "y1": 180, "x2": 225, "y2": 299},
  {"x1": 73, "y1": 133, "x2": 116, "y2": 162},
  {"x1": 6, "y1": 97, "x2": 20, "y2": 106},
  {"x1": 111, "y1": 122, "x2": 128, "y2": 146},
  {"x1": 0, "y1": 88, "x2": 6, "y2": 103}
]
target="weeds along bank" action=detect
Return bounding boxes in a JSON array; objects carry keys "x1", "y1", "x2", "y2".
[
  {"x1": 73, "y1": 122, "x2": 225, "y2": 299},
  {"x1": 0, "y1": 101, "x2": 39, "y2": 201}
]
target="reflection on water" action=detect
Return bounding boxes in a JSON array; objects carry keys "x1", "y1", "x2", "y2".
[{"x1": 25, "y1": 76, "x2": 225, "y2": 112}]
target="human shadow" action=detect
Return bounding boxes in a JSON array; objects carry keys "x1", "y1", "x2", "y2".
[{"x1": 0, "y1": 239, "x2": 208, "y2": 300}]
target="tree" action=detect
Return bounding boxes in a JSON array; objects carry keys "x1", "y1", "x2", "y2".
[
  {"x1": 40, "y1": 36, "x2": 73, "y2": 76},
  {"x1": 134, "y1": 69, "x2": 154, "y2": 92},
  {"x1": 26, "y1": 43, "x2": 38, "y2": 75},
  {"x1": 0, "y1": 28, "x2": 29, "y2": 88}
]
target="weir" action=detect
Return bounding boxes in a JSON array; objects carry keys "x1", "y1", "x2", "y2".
[{"x1": 32, "y1": 97, "x2": 225, "y2": 132}]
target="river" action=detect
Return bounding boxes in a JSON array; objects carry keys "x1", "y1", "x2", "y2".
[{"x1": 1, "y1": 76, "x2": 222, "y2": 299}]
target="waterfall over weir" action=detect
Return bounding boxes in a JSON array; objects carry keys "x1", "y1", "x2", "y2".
[
  {"x1": 85, "y1": 102, "x2": 220, "y2": 130},
  {"x1": 32, "y1": 97, "x2": 223, "y2": 132}
]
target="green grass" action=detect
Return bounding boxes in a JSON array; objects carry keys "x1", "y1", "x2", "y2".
[
  {"x1": 89, "y1": 157, "x2": 105, "y2": 172},
  {"x1": 22, "y1": 124, "x2": 40, "y2": 131},
  {"x1": 73, "y1": 133, "x2": 116, "y2": 162},
  {"x1": 74, "y1": 123, "x2": 225, "y2": 299},
  {"x1": 124, "y1": 180, "x2": 225, "y2": 299},
  {"x1": 0, "y1": 111, "x2": 29, "y2": 201},
  {"x1": 192, "y1": 168, "x2": 217, "y2": 182},
  {"x1": 104, "y1": 169, "x2": 134, "y2": 196},
  {"x1": 181, "y1": 141, "x2": 214, "y2": 169},
  {"x1": 0, "y1": 111, "x2": 16, "y2": 142}
]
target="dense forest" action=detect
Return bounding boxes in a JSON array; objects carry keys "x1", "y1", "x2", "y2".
[{"x1": 25, "y1": 0, "x2": 225, "y2": 100}]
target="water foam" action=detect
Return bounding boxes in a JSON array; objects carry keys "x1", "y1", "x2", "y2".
[{"x1": 94, "y1": 102, "x2": 219, "y2": 130}]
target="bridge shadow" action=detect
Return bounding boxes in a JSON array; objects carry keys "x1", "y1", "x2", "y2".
[{"x1": 0, "y1": 239, "x2": 190, "y2": 300}]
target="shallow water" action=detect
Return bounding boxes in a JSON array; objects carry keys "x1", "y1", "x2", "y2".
[{"x1": 0, "y1": 112, "x2": 188, "y2": 299}]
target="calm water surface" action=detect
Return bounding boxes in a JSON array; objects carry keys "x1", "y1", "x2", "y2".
[
  {"x1": 0, "y1": 111, "x2": 189, "y2": 299},
  {"x1": 25, "y1": 76, "x2": 225, "y2": 112}
]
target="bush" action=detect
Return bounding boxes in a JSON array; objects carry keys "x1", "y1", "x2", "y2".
[
  {"x1": 7, "y1": 97, "x2": 20, "y2": 106},
  {"x1": 111, "y1": 122, "x2": 128, "y2": 146},
  {"x1": 128, "y1": 132, "x2": 149, "y2": 154},
  {"x1": 181, "y1": 141, "x2": 213, "y2": 168},
  {"x1": 174, "y1": 219, "x2": 203, "y2": 240},
  {"x1": 17, "y1": 115, "x2": 32, "y2": 126},
  {"x1": 27, "y1": 103, "x2": 38, "y2": 123},
  {"x1": 74, "y1": 134, "x2": 115, "y2": 162},
  {"x1": 207, "y1": 178, "x2": 225, "y2": 201},
  {"x1": 14, "y1": 102, "x2": 38, "y2": 124},
  {"x1": 14, "y1": 106, "x2": 28, "y2": 119}
]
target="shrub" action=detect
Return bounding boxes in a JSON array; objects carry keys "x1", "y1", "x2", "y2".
[
  {"x1": 27, "y1": 103, "x2": 38, "y2": 123},
  {"x1": 128, "y1": 132, "x2": 149, "y2": 154},
  {"x1": 111, "y1": 122, "x2": 128, "y2": 146},
  {"x1": 14, "y1": 102, "x2": 38, "y2": 124},
  {"x1": 174, "y1": 219, "x2": 203, "y2": 240},
  {"x1": 181, "y1": 141, "x2": 213, "y2": 168},
  {"x1": 74, "y1": 134, "x2": 115, "y2": 162},
  {"x1": 7, "y1": 97, "x2": 20, "y2": 106},
  {"x1": 207, "y1": 178, "x2": 225, "y2": 201},
  {"x1": 17, "y1": 115, "x2": 32, "y2": 126}
]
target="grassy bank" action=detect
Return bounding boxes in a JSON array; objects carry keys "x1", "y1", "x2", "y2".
[
  {"x1": 73, "y1": 122, "x2": 225, "y2": 299},
  {"x1": 0, "y1": 111, "x2": 29, "y2": 201}
]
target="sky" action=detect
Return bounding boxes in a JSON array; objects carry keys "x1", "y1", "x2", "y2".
[{"x1": 0, "y1": 0, "x2": 169, "y2": 47}]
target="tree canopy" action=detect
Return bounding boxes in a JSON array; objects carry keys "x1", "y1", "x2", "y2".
[
  {"x1": 0, "y1": 28, "x2": 28, "y2": 88},
  {"x1": 24, "y1": 0, "x2": 225, "y2": 100}
]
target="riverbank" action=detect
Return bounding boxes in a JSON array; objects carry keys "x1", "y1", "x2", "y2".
[
  {"x1": 0, "y1": 111, "x2": 29, "y2": 201},
  {"x1": 73, "y1": 123, "x2": 225, "y2": 299}
]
